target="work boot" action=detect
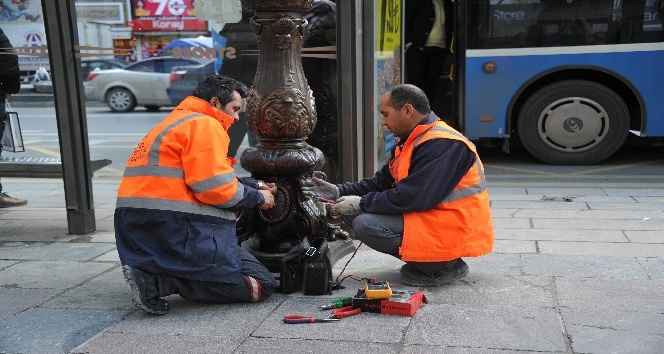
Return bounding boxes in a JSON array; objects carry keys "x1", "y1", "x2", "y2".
[
  {"x1": 0, "y1": 192, "x2": 27, "y2": 208},
  {"x1": 122, "y1": 265, "x2": 169, "y2": 315},
  {"x1": 400, "y1": 259, "x2": 469, "y2": 287}
]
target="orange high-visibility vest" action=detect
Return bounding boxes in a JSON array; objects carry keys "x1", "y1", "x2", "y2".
[
  {"x1": 117, "y1": 96, "x2": 243, "y2": 219},
  {"x1": 391, "y1": 120, "x2": 494, "y2": 262}
]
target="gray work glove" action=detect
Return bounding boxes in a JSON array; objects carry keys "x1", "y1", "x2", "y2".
[
  {"x1": 302, "y1": 176, "x2": 339, "y2": 200},
  {"x1": 330, "y1": 196, "x2": 361, "y2": 216}
]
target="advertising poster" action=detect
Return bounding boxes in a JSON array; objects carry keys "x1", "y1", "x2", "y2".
[
  {"x1": 131, "y1": 0, "x2": 206, "y2": 31},
  {"x1": 374, "y1": 0, "x2": 402, "y2": 168},
  {"x1": 1, "y1": 0, "x2": 48, "y2": 70},
  {"x1": 0, "y1": 0, "x2": 42, "y2": 22}
]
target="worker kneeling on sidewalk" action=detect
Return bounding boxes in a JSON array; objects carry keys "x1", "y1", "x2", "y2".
[
  {"x1": 303, "y1": 84, "x2": 494, "y2": 286},
  {"x1": 115, "y1": 75, "x2": 278, "y2": 315}
]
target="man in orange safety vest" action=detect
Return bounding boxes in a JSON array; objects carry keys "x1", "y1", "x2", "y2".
[
  {"x1": 304, "y1": 84, "x2": 494, "y2": 286},
  {"x1": 115, "y1": 75, "x2": 278, "y2": 314}
]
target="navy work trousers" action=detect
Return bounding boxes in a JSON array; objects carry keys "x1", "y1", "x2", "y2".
[
  {"x1": 349, "y1": 213, "x2": 454, "y2": 275},
  {"x1": 155, "y1": 247, "x2": 277, "y2": 303}
]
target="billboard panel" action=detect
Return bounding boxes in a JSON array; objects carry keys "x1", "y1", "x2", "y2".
[
  {"x1": 0, "y1": 0, "x2": 43, "y2": 23},
  {"x1": 130, "y1": 0, "x2": 206, "y2": 31},
  {"x1": 1, "y1": 22, "x2": 49, "y2": 71},
  {"x1": 373, "y1": 0, "x2": 402, "y2": 168}
]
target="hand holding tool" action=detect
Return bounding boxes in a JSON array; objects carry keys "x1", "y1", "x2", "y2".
[
  {"x1": 282, "y1": 315, "x2": 340, "y2": 324},
  {"x1": 330, "y1": 196, "x2": 361, "y2": 216}
]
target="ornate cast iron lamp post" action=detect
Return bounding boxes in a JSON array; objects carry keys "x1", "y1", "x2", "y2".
[{"x1": 237, "y1": 0, "x2": 354, "y2": 294}]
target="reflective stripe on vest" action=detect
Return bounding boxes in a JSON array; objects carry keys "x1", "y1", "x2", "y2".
[
  {"x1": 441, "y1": 159, "x2": 487, "y2": 203},
  {"x1": 116, "y1": 196, "x2": 236, "y2": 220},
  {"x1": 412, "y1": 124, "x2": 487, "y2": 203},
  {"x1": 148, "y1": 113, "x2": 201, "y2": 165}
]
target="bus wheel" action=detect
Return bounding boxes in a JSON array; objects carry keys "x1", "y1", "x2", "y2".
[{"x1": 517, "y1": 80, "x2": 629, "y2": 165}]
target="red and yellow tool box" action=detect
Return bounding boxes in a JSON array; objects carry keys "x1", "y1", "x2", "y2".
[{"x1": 352, "y1": 289, "x2": 427, "y2": 317}]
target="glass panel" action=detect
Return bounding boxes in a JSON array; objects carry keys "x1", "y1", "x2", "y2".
[
  {"x1": 1, "y1": 1, "x2": 50, "y2": 92},
  {"x1": 302, "y1": 0, "x2": 340, "y2": 182},
  {"x1": 1, "y1": 1, "x2": 55, "y2": 195},
  {"x1": 217, "y1": 7, "x2": 265, "y2": 160},
  {"x1": 215, "y1": 2, "x2": 342, "y2": 181},
  {"x1": 92, "y1": 0, "x2": 212, "y2": 115}
]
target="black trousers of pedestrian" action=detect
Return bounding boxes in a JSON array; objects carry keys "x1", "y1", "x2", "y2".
[{"x1": 405, "y1": 46, "x2": 449, "y2": 104}]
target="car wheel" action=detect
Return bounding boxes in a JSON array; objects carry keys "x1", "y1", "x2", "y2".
[
  {"x1": 517, "y1": 80, "x2": 629, "y2": 165},
  {"x1": 106, "y1": 88, "x2": 136, "y2": 113},
  {"x1": 144, "y1": 105, "x2": 160, "y2": 112}
]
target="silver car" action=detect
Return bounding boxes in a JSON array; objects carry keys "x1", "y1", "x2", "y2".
[{"x1": 84, "y1": 57, "x2": 202, "y2": 113}]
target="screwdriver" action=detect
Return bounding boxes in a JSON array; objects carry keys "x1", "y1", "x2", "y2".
[{"x1": 319, "y1": 297, "x2": 353, "y2": 310}]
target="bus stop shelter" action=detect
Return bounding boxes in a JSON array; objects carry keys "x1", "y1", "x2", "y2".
[{"x1": 35, "y1": 0, "x2": 400, "y2": 235}]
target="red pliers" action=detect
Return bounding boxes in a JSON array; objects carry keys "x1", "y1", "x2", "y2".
[
  {"x1": 283, "y1": 306, "x2": 361, "y2": 324},
  {"x1": 327, "y1": 306, "x2": 361, "y2": 319}
]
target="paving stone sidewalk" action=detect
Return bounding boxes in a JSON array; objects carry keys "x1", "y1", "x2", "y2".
[{"x1": 1, "y1": 179, "x2": 663, "y2": 354}]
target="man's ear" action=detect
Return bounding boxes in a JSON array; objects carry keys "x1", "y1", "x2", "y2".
[{"x1": 404, "y1": 103, "x2": 414, "y2": 117}]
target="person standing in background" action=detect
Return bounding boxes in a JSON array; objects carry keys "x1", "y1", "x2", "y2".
[
  {"x1": 0, "y1": 27, "x2": 28, "y2": 208},
  {"x1": 404, "y1": 0, "x2": 453, "y2": 105},
  {"x1": 303, "y1": 84, "x2": 494, "y2": 287}
]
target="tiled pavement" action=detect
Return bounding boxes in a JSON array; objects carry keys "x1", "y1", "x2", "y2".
[{"x1": 1, "y1": 177, "x2": 663, "y2": 353}]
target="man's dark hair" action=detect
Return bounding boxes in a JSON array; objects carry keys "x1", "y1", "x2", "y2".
[
  {"x1": 386, "y1": 84, "x2": 431, "y2": 114},
  {"x1": 192, "y1": 75, "x2": 249, "y2": 106}
]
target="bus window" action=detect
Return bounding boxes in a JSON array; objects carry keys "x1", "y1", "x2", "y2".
[
  {"x1": 468, "y1": 0, "x2": 542, "y2": 49},
  {"x1": 468, "y1": 0, "x2": 618, "y2": 48},
  {"x1": 634, "y1": 0, "x2": 664, "y2": 42}
]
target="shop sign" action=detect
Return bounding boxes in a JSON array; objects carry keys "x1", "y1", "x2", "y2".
[
  {"x1": 130, "y1": 18, "x2": 207, "y2": 31},
  {"x1": 75, "y1": 2, "x2": 125, "y2": 24},
  {"x1": 111, "y1": 27, "x2": 133, "y2": 40},
  {"x1": 130, "y1": 0, "x2": 206, "y2": 31}
]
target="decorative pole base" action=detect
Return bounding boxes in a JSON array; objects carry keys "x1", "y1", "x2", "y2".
[{"x1": 238, "y1": 0, "x2": 356, "y2": 294}]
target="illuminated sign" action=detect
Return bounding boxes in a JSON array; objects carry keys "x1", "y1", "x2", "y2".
[{"x1": 130, "y1": 0, "x2": 206, "y2": 31}]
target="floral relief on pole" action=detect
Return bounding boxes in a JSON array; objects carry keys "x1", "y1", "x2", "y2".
[{"x1": 246, "y1": 88, "x2": 316, "y2": 140}]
